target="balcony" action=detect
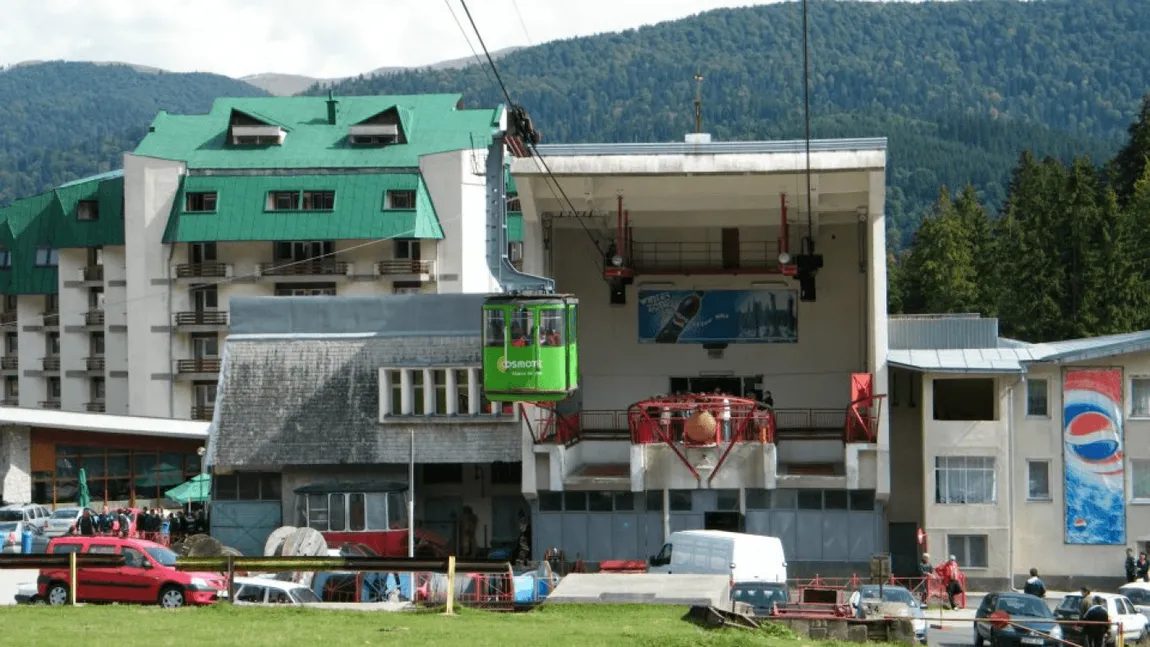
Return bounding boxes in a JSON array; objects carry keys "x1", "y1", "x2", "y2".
[
  {"x1": 175, "y1": 262, "x2": 231, "y2": 280},
  {"x1": 258, "y1": 261, "x2": 350, "y2": 277},
  {"x1": 41, "y1": 357, "x2": 61, "y2": 372},
  {"x1": 84, "y1": 310, "x2": 105, "y2": 326},
  {"x1": 85, "y1": 356, "x2": 105, "y2": 372},
  {"x1": 191, "y1": 405, "x2": 215, "y2": 421},
  {"x1": 1, "y1": 357, "x2": 17, "y2": 371},
  {"x1": 0, "y1": 311, "x2": 15, "y2": 325},
  {"x1": 86, "y1": 402, "x2": 106, "y2": 413},
  {"x1": 629, "y1": 240, "x2": 783, "y2": 275},
  {"x1": 376, "y1": 259, "x2": 435, "y2": 280},
  {"x1": 42, "y1": 310, "x2": 59, "y2": 328},
  {"x1": 1, "y1": 398, "x2": 17, "y2": 406},
  {"x1": 39, "y1": 400, "x2": 61, "y2": 410},
  {"x1": 174, "y1": 310, "x2": 228, "y2": 328},
  {"x1": 81, "y1": 265, "x2": 104, "y2": 283},
  {"x1": 177, "y1": 358, "x2": 221, "y2": 374}
]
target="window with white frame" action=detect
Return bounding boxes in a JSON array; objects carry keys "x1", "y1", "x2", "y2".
[
  {"x1": 380, "y1": 368, "x2": 500, "y2": 418},
  {"x1": 1132, "y1": 378, "x2": 1150, "y2": 418},
  {"x1": 1026, "y1": 379, "x2": 1049, "y2": 417},
  {"x1": 1027, "y1": 460, "x2": 1051, "y2": 500},
  {"x1": 411, "y1": 370, "x2": 425, "y2": 415},
  {"x1": 1131, "y1": 460, "x2": 1150, "y2": 500},
  {"x1": 935, "y1": 456, "x2": 996, "y2": 504},
  {"x1": 946, "y1": 534, "x2": 988, "y2": 568}
]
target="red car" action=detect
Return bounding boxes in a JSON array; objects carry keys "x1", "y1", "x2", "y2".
[{"x1": 37, "y1": 536, "x2": 227, "y2": 608}]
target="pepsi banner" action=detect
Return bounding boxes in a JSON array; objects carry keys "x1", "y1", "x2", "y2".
[
  {"x1": 1063, "y1": 368, "x2": 1126, "y2": 545},
  {"x1": 637, "y1": 289, "x2": 798, "y2": 344}
]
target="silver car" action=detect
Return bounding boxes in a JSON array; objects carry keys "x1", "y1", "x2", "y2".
[
  {"x1": 43, "y1": 507, "x2": 96, "y2": 538},
  {"x1": 0, "y1": 503, "x2": 51, "y2": 533},
  {"x1": 0, "y1": 521, "x2": 50, "y2": 554}
]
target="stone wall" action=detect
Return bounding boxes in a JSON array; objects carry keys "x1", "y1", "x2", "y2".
[
  {"x1": 0, "y1": 426, "x2": 32, "y2": 503},
  {"x1": 771, "y1": 617, "x2": 916, "y2": 645}
]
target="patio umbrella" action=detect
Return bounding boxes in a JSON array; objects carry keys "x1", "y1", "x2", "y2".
[
  {"x1": 77, "y1": 468, "x2": 91, "y2": 508},
  {"x1": 163, "y1": 473, "x2": 211, "y2": 505}
]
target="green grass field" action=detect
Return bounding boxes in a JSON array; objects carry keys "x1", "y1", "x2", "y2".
[{"x1": 4, "y1": 603, "x2": 827, "y2": 646}]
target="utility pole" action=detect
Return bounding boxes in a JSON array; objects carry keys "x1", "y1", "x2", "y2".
[{"x1": 693, "y1": 72, "x2": 704, "y2": 134}]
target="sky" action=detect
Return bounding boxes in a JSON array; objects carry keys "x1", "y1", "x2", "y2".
[{"x1": 0, "y1": 0, "x2": 784, "y2": 79}]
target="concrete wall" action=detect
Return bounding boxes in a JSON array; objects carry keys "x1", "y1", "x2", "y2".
[
  {"x1": 421, "y1": 148, "x2": 499, "y2": 295},
  {"x1": 0, "y1": 426, "x2": 30, "y2": 503}
]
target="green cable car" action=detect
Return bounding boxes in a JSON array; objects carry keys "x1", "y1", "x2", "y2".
[{"x1": 482, "y1": 294, "x2": 579, "y2": 402}]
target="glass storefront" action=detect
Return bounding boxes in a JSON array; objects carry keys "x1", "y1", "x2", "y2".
[{"x1": 32, "y1": 445, "x2": 201, "y2": 508}]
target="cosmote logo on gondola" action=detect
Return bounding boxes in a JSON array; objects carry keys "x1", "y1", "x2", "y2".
[{"x1": 497, "y1": 357, "x2": 542, "y2": 372}]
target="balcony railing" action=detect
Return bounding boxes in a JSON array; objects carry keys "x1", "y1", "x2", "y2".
[
  {"x1": 175, "y1": 262, "x2": 229, "y2": 279},
  {"x1": 41, "y1": 357, "x2": 61, "y2": 371},
  {"x1": 86, "y1": 402, "x2": 106, "y2": 413},
  {"x1": 82, "y1": 265, "x2": 104, "y2": 282},
  {"x1": 85, "y1": 357, "x2": 105, "y2": 372},
  {"x1": 191, "y1": 405, "x2": 215, "y2": 421},
  {"x1": 174, "y1": 310, "x2": 228, "y2": 326},
  {"x1": 85, "y1": 310, "x2": 105, "y2": 326},
  {"x1": 1, "y1": 398, "x2": 17, "y2": 406},
  {"x1": 39, "y1": 400, "x2": 61, "y2": 410},
  {"x1": 537, "y1": 407, "x2": 853, "y2": 445},
  {"x1": 629, "y1": 240, "x2": 782, "y2": 274},
  {"x1": 42, "y1": 311, "x2": 59, "y2": 326},
  {"x1": 376, "y1": 259, "x2": 435, "y2": 276},
  {"x1": 1, "y1": 357, "x2": 17, "y2": 370},
  {"x1": 177, "y1": 358, "x2": 221, "y2": 373},
  {"x1": 0, "y1": 311, "x2": 15, "y2": 324},
  {"x1": 259, "y1": 261, "x2": 349, "y2": 277}
]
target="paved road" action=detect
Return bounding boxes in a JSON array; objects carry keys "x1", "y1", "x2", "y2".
[{"x1": 926, "y1": 595, "x2": 1065, "y2": 647}]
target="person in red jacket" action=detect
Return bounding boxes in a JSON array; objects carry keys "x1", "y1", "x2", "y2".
[{"x1": 936, "y1": 555, "x2": 965, "y2": 609}]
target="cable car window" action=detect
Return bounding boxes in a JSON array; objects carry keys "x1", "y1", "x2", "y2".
[
  {"x1": 365, "y1": 492, "x2": 389, "y2": 530},
  {"x1": 484, "y1": 310, "x2": 505, "y2": 347},
  {"x1": 539, "y1": 310, "x2": 565, "y2": 346},
  {"x1": 348, "y1": 493, "x2": 366, "y2": 531},
  {"x1": 328, "y1": 493, "x2": 346, "y2": 531},
  {"x1": 569, "y1": 307, "x2": 577, "y2": 344},
  {"x1": 509, "y1": 309, "x2": 534, "y2": 347}
]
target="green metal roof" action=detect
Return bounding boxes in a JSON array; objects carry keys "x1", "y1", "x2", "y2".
[
  {"x1": 52, "y1": 174, "x2": 126, "y2": 248},
  {"x1": 162, "y1": 173, "x2": 444, "y2": 243},
  {"x1": 0, "y1": 192, "x2": 61, "y2": 295},
  {"x1": 134, "y1": 95, "x2": 503, "y2": 170}
]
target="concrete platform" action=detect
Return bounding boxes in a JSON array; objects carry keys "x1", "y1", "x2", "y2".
[{"x1": 546, "y1": 573, "x2": 732, "y2": 609}]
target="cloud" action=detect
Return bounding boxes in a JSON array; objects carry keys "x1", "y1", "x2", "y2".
[{"x1": 0, "y1": 0, "x2": 773, "y2": 78}]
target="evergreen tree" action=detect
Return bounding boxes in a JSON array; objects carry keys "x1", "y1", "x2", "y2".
[
  {"x1": 887, "y1": 251, "x2": 905, "y2": 314},
  {"x1": 1085, "y1": 187, "x2": 1145, "y2": 334},
  {"x1": 900, "y1": 187, "x2": 982, "y2": 315},
  {"x1": 952, "y1": 185, "x2": 995, "y2": 315},
  {"x1": 1108, "y1": 95, "x2": 1150, "y2": 206},
  {"x1": 1059, "y1": 157, "x2": 1104, "y2": 338}
]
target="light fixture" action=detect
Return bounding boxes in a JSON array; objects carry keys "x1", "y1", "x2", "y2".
[
  {"x1": 778, "y1": 252, "x2": 792, "y2": 265},
  {"x1": 611, "y1": 255, "x2": 623, "y2": 267},
  {"x1": 197, "y1": 446, "x2": 206, "y2": 457}
]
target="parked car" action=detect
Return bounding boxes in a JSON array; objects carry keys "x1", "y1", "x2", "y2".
[
  {"x1": 0, "y1": 521, "x2": 50, "y2": 554},
  {"x1": 43, "y1": 507, "x2": 96, "y2": 538},
  {"x1": 975, "y1": 592, "x2": 1062, "y2": 647},
  {"x1": 732, "y1": 580, "x2": 790, "y2": 616},
  {"x1": 37, "y1": 535, "x2": 227, "y2": 608},
  {"x1": 0, "y1": 503, "x2": 51, "y2": 533},
  {"x1": 233, "y1": 577, "x2": 322, "y2": 605},
  {"x1": 1054, "y1": 592, "x2": 1148, "y2": 646},
  {"x1": 1118, "y1": 583, "x2": 1150, "y2": 621},
  {"x1": 849, "y1": 584, "x2": 928, "y2": 644},
  {"x1": 14, "y1": 581, "x2": 40, "y2": 604}
]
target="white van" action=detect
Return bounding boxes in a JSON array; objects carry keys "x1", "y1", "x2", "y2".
[{"x1": 647, "y1": 530, "x2": 787, "y2": 583}]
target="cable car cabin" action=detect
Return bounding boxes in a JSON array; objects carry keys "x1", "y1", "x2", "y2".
[
  {"x1": 294, "y1": 481, "x2": 410, "y2": 557},
  {"x1": 482, "y1": 294, "x2": 579, "y2": 402}
]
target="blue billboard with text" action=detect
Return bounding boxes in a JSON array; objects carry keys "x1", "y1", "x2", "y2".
[{"x1": 637, "y1": 289, "x2": 798, "y2": 344}]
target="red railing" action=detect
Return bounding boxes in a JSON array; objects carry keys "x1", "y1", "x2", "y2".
[{"x1": 786, "y1": 572, "x2": 967, "y2": 608}]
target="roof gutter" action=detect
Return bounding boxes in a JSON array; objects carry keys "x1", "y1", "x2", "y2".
[
  {"x1": 1039, "y1": 340, "x2": 1150, "y2": 365},
  {"x1": 886, "y1": 360, "x2": 1025, "y2": 375}
]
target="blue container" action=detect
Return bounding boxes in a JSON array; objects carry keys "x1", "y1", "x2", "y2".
[
  {"x1": 21, "y1": 529, "x2": 33, "y2": 554},
  {"x1": 161, "y1": 520, "x2": 170, "y2": 535}
]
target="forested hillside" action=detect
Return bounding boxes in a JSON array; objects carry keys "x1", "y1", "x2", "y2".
[
  {"x1": 0, "y1": 62, "x2": 268, "y2": 204},
  {"x1": 311, "y1": 0, "x2": 1150, "y2": 244}
]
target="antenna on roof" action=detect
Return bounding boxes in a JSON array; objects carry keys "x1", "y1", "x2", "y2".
[{"x1": 693, "y1": 72, "x2": 704, "y2": 134}]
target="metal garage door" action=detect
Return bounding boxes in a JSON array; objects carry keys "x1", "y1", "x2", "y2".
[{"x1": 210, "y1": 501, "x2": 282, "y2": 556}]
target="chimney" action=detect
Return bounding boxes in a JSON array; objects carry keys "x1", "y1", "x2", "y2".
[{"x1": 326, "y1": 90, "x2": 338, "y2": 125}]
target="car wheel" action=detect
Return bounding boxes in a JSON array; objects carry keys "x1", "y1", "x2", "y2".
[
  {"x1": 46, "y1": 583, "x2": 69, "y2": 606},
  {"x1": 159, "y1": 586, "x2": 186, "y2": 609}
]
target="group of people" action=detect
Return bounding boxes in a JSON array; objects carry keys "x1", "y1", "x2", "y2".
[
  {"x1": 69, "y1": 505, "x2": 208, "y2": 541},
  {"x1": 919, "y1": 553, "x2": 966, "y2": 609},
  {"x1": 1125, "y1": 548, "x2": 1150, "y2": 582}
]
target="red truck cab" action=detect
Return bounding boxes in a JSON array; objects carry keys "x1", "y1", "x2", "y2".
[{"x1": 37, "y1": 535, "x2": 226, "y2": 607}]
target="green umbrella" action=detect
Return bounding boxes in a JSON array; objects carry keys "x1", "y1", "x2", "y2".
[
  {"x1": 163, "y1": 473, "x2": 211, "y2": 505},
  {"x1": 77, "y1": 468, "x2": 91, "y2": 508}
]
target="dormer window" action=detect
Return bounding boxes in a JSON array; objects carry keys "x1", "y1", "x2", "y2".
[
  {"x1": 349, "y1": 107, "x2": 406, "y2": 146},
  {"x1": 185, "y1": 192, "x2": 218, "y2": 212},
  {"x1": 385, "y1": 190, "x2": 416, "y2": 210},
  {"x1": 228, "y1": 109, "x2": 287, "y2": 146},
  {"x1": 266, "y1": 191, "x2": 336, "y2": 211},
  {"x1": 77, "y1": 200, "x2": 99, "y2": 221},
  {"x1": 301, "y1": 191, "x2": 335, "y2": 210},
  {"x1": 267, "y1": 191, "x2": 301, "y2": 211},
  {"x1": 35, "y1": 247, "x2": 59, "y2": 267}
]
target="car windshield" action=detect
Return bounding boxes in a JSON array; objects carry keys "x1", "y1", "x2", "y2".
[
  {"x1": 861, "y1": 587, "x2": 917, "y2": 606},
  {"x1": 732, "y1": 585, "x2": 788, "y2": 607},
  {"x1": 291, "y1": 587, "x2": 322, "y2": 604},
  {"x1": 998, "y1": 596, "x2": 1054, "y2": 618},
  {"x1": 144, "y1": 546, "x2": 178, "y2": 567},
  {"x1": 0, "y1": 522, "x2": 19, "y2": 532},
  {"x1": 0, "y1": 510, "x2": 23, "y2": 522},
  {"x1": 52, "y1": 509, "x2": 78, "y2": 519}
]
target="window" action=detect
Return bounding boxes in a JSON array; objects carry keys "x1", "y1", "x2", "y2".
[
  {"x1": 90, "y1": 378, "x2": 105, "y2": 402},
  {"x1": 193, "y1": 285, "x2": 218, "y2": 311},
  {"x1": 382, "y1": 368, "x2": 482, "y2": 417},
  {"x1": 947, "y1": 534, "x2": 988, "y2": 569},
  {"x1": 411, "y1": 370, "x2": 425, "y2": 415},
  {"x1": 394, "y1": 239, "x2": 420, "y2": 260},
  {"x1": 1132, "y1": 378, "x2": 1150, "y2": 418},
  {"x1": 89, "y1": 287, "x2": 104, "y2": 310},
  {"x1": 35, "y1": 247, "x2": 59, "y2": 267},
  {"x1": 935, "y1": 456, "x2": 996, "y2": 504},
  {"x1": 5, "y1": 376, "x2": 19, "y2": 398},
  {"x1": 46, "y1": 332, "x2": 60, "y2": 355},
  {"x1": 509, "y1": 308, "x2": 534, "y2": 347},
  {"x1": 387, "y1": 370, "x2": 402, "y2": 415},
  {"x1": 301, "y1": 191, "x2": 335, "y2": 210},
  {"x1": 191, "y1": 333, "x2": 219, "y2": 359},
  {"x1": 1027, "y1": 460, "x2": 1050, "y2": 500},
  {"x1": 185, "y1": 192, "x2": 218, "y2": 212},
  {"x1": 90, "y1": 333, "x2": 104, "y2": 356},
  {"x1": 189, "y1": 242, "x2": 217, "y2": 263},
  {"x1": 393, "y1": 281, "x2": 422, "y2": 295},
  {"x1": 933, "y1": 378, "x2": 996, "y2": 421},
  {"x1": 1026, "y1": 379, "x2": 1049, "y2": 417},
  {"x1": 539, "y1": 309, "x2": 565, "y2": 346},
  {"x1": 569, "y1": 308, "x2": 577, "y2": 345},
  {"x1": 236, "y1": 586, "x2": 266, "y2": 603},
  {"x1": 45, "y1": 294, "x2": 58, "y2": 313},
  {"x1": 484, "y1": 309, "x2": 505, "y2": 348},
  {"x1": 1131, "y1": 460, "x2": 1150, "y2": 500},
  {"x1": 274, "y1": 241, "x2": 333, "y2": 263},
  {"x1": 6, "y1": 332, "x2": 17, "y2": 354},
  {"x1": 193, "y1": 382, "x2": 217, "y2": 407},
  {"x1": 386, "y1": 190, "x2": 416, "y2": 210},
  {"x1": 77, "y1": 200, "x2": 99, "y2": 221},
  {"x1": 433, "y1": 370, "x2": 448, "y2": 414},
  {"x1": 0, "y1": 246, "x2": 10, "y2": 268},
  {"x1": 455, "y1": 369, "x2": 469, "y2": 414},
  {"x1": 274, "y1": 284, "x2": 336, "y2": 296},
  {"x1": 267, "y1": 191, "x2": 301, "y2": 211},
  {"x1": 212, "y1": 473, "x2": 280, "y2": 501},
  {"x1": 47, "y1": 377, "x2": 61, "y2": 399}
]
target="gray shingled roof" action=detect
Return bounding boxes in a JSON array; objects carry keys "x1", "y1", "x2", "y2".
[
  {"x1": 888, "y1": 327, "x2": 1150, "y2": 373},
  {"x1": 228, "y1": 294, "x2": 486, "y2": 336},
  {"x1": 208, "y1": 334, "x2": 521, "y2": 469}
]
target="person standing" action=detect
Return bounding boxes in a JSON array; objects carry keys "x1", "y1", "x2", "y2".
[
  {"x1": 77, "y1": 509, "x2": 95, "y2": 536},
  {"x1": 1126, "y1": 548, "x2": 1138, "y2": 583},
  {"x1": 1082, "y1": 596, "x2": 1110, "y2": 647},
  {"x1": 1078, "y1": 587, "x2": 1093, "y2": 618},
  {"x1": 1022, "y1": 568, "x2": 1046, "y2": 598},
  {"x1": 1138, "y1": 553, "x2": 1149, "y2": 582},
  {"x1": 938, "y1": 555, "x2": 964, "y2": 610}
]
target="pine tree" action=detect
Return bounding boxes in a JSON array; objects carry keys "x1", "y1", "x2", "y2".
[
  {"x1": 900, "y1": 186, "x2": 982, "y2": 315},
  {"x1": 1108, "y1": 94, "x2": 1150, "y2": 206},
  {"x1": 952, "y1": 184, "x2": 995, "y2": 315},
  {"x1": 1059, "y1": 157, "x2": 1104, "y2": 338},
  {"x1": 1084, "y1": 187, "x2": 1145, "y2": 334},
  {"x1": 887, "y1": 251, "x2": 905, "y2": 314}
]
